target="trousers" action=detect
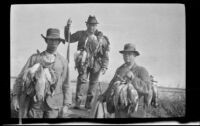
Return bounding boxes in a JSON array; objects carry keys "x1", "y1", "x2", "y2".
[
  {"x1": 75, "y1": 67, "x2": 101, "y2": 108},
  {"x1": 27, "y1": 96, "x2": 59, "y2": 118}
]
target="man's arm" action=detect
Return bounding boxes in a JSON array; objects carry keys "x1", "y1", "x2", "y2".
[
  {"x1": 101, "y1": 50, "x2": 109, "y2": 70},
  {"x1": 103, "y1": 76, "x2": 115, "y2": 96},
  {"x1": 131, "y1": 67, "x2": 151, "y2": 94},
  {"x1": 64, "y1": 25, "x2": 82, "y2": 43},
  {"x1": 98, "y1": 34, "x2": 110, "y2": 70},
  {"x1": 101, "y1": 67, "x2": 119, "y2": 99}
]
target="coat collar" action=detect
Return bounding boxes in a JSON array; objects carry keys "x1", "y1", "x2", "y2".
[
  {"x1": 44, "y1": 50, "x2": 57, "y2": 57},
  {"x1": 123, "y1": 62, "x2": 137, "y2": 69}
]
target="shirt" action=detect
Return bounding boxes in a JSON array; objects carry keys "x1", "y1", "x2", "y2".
[{"x1": 43, "y1": 51, "x2": 56, "y2": 63}]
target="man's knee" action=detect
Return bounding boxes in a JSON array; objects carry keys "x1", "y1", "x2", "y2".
[
  {"x1": 77, "y1": 74, "x2": 88, "y2": 84},
  {"x1": 89, "y1": 72, "x2": 100, "y2": 82},
  {"x1": 76, "y1": 81, "x2": 86, "y2": 96},
  {"x1": 87, "y1": 81, "x2": 98, "y2": 94}
]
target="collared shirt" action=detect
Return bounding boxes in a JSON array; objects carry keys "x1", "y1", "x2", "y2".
[{"x1": 43, "y1": 51, "x2": 57, "y2": 63}]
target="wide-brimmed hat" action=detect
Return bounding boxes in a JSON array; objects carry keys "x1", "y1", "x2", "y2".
[
  {"x1": 41, "y1": 28, "x2": 65, "y2": 44},
  {"x1": 119, "y1": 43, "x2": 140, "y2": 56},
  {"x1": 85, "y1": 15, "x2": 99, "y2": 24}
]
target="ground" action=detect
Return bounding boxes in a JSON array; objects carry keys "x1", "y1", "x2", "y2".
[
  {"x1": 68, "y1": 81, "x2": 185, "y2": 118},
  {"x1": 10, "y1": 81, "x2": 185, "y2": 118}
]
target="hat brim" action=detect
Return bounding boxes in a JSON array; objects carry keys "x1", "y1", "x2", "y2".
[
  {"x1": 119, "y1": 50, "x2": 140, "y2": 56},
  {"x1": 41, "y1": 34, "x2": 65, "y2": 44},
  {"x1": 85, "y1": 21, "x2": 99, "y2": 24}
]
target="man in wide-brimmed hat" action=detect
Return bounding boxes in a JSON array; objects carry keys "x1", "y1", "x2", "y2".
[
  {"x1": 98, "y1": 43, "x2": 158, "y2": 117},
  {"x1": 11, "y1": 28, "x2": 72, "y2": 118},
  {"x1": 64, "y1": 15, "x2": 110, "y2": 110}
]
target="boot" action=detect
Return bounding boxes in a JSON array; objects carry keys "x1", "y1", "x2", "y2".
[
  {"x1": 85, "y1": 95, "x2": 93, "y2": 110},
  {"x1": 73, "y1": 96, "x2": 82, "y2": 109},
  {"x1": 74, "y1": 101, "x2": 81, "y2": 109}
]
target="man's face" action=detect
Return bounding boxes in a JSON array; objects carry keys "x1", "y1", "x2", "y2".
[
  {"x1": 46, "y1": 39, "x2": 60, "y2": 48},
  {"x1": 123, "y1": 52, "x2": 136, "y2": 64},
  {"x1": 86, "y1": 23, "x2": 97, "y2": 33},
  {"x1": 46, "y1": 39, "x2": 60, "y2": 50}
]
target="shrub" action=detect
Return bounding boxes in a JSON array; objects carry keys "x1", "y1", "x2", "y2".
[{"x1": 159, "y1": 98, "x2": 185, "y2": 117}]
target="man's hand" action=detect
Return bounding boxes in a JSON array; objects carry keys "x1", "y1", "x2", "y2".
[
  {"x1": 101, "y1": 68, "x2": 107, "y2": 75},
  {"x1": 62, "y1": 105, "x2": 69, "y2": 114},
  {"x1": 67, "y1": 18, "x2": 72, "y2": 26},
  {"x1": 126, "y1": 71, "x2": 135, "y2": 80},
  {"x1": 97, "y1": 94, "x2": 106, "y2": 102},
  {"x1": 64, "y1": 18, "x2": 72, "y2": 42},
  {"x1": 12, "y1": 96, "x2": 19, "y2": 111}
]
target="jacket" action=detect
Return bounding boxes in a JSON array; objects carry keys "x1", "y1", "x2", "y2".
[
  {"x1": 65, "y1": 27, "x2": 110, "y2": 70},
  {"x1": 104, "y1": 63, "x2": 151, "y2": 113},
  {"x1": 12, "y1": 51, "x2": 71, "y2": 110}
]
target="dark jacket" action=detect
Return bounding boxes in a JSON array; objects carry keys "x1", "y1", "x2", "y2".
[
  {"x1": 105, "y1": 63, "x2": 151, "y2": 96},
  {"x1": 65, "y1": 27, "x2": 110, "y2": 70},
  {"x1": 12, "y1": 51, "x2": 71, "y2": 110},
  {"x1": 104, "y1": 63, "x2": 151, "y2": 113}
]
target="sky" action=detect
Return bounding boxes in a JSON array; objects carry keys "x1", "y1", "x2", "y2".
[{"x1": 11, "y1": 4, "x2": 185, "y2": 88}]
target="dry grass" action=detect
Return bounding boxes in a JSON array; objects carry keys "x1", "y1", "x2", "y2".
[
  {"x1": 71, "y1": 81, "x2": 186, "y2": 118},
  {"x1": 10, "y1": 81, "x2": 185, "y2": 118},
  {"x1": 146, "y1": 93, "x2": 185, "y2": 117},
  {"x1": 160, "y1": 98, "x2": 185, "y2": 117}
]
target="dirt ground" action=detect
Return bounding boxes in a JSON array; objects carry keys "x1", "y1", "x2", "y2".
[
  {"x1": 10, "y1": 81, "x2": 185, "y2": 118},
  {"x1": 70, "y1": 81, "x2": 185, "y2": 118}
]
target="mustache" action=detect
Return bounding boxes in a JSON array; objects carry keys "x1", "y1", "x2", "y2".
[{"x1": 46, "y1": 45, "x2": 57, "y2": 53}]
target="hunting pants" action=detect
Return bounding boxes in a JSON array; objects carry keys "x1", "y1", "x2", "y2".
[
  {"x1": 28, "y1": 97, "x2": 59, "y2": 118},
  {"x1": 75, "y1": 67, "x2": 101, "y2": 108}
]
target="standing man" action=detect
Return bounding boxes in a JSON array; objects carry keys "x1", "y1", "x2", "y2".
[
  {"x1": 99, "y1": 43, "x2": 158, "y2": 117},
  {"x1": 11, "y1": 28, "x2": 71, "y2": 118},
  {"x1": 64, "y1": 15, "x2": 110, "y2": 110},
  {"x1": 150, "y1": 75, "x2": 159, "y2": 107}
]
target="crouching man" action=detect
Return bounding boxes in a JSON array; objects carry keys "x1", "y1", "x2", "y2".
[
  {"x1": 11, "y1": 28, "x2": 71, "y2": 118},
  {"x1": 98, "y1": 43, "x2": 158, "y2": 118}
]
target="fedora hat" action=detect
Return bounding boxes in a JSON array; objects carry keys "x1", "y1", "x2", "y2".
[
  {"x1": 150, "y1": 75, "x2": 154, "y2": 78},
  {"x1": 41, "y1": 28, "x2": 65, "y2": 44},
  {"x1": 119, "y1": 43, "x2": 140, "y2": 56},
  {"x1": 85, "y1": 15, "x2": 99, "y2": 24}
]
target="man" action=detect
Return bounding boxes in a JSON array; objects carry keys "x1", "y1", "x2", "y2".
[
  {"x1": 150, "y1": 75, "x2": 157, "y2": 83},
  {"x1": 150, "y1": 75, "x2": 159, "y2": 107},
  {"x1": 64, "y1": 15, "x2": 110, "y2": 110},
  {"x1": 11, "y1": 28, "x2": 71, "y2": 118},
  {"x1": 99, "y1": 43, "x2": 158, "y2": 117}
]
